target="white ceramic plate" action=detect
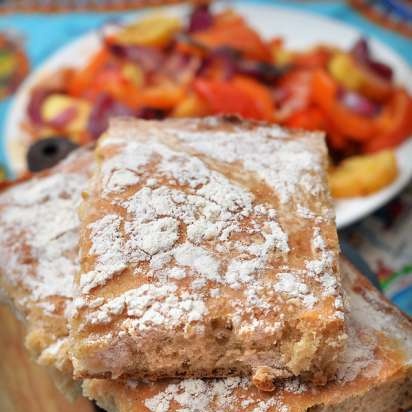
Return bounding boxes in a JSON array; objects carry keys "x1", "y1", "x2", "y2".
[{"x1": 5, "y1": 1, "x2": 412, "y2": 228}]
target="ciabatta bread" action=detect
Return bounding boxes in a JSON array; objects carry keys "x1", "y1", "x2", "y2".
[{"x1": 71, "y1": 116, "x2": 345, "y2": 389}]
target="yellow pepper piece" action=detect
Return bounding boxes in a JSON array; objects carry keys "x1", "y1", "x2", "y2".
[
  {"x1": 0, "y1": 52, "x2": 17, "y2": 79},
  {"x1": 329, "y1": 150, "x2": 398, "y2": 198},
  {"x1": 41, "y1": 94, "x2": 91, "y2": 134},
  {"x1": 273, "y1": 49, "x2": 293, "y2": 66},
  {"x1": 328, "y1": 52, "x2": 364, "y2": 91},
  {"x1": 122, "y1": 63, "x2": 144, "y2": 88},
  {"x1": 116, "y1": 14, "x2": 182, "y2": 48},
  {"x1": 172, "y1": 94, "x2": 209, "y2": 118}
]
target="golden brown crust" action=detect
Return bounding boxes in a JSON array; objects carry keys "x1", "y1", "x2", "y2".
[{"x1": 71, "y1": 116, "x2": 345, "y2": 387}]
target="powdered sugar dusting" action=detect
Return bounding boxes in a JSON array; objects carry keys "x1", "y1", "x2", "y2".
[
  {"x1": 101, "y1": 141, "x2": 153, "y2": 196},
  {"x1": 79, "y1": 134, "x2": 300, "y2": 333},
  {"x1": 0, "y1": 151, "x2": 91, "y2": 306},
  {"x1": 142, "y1": 377, "x2": 287, "y2": 412},
  {"x1": 274, "y1": 272, "x2": 317, "y2": 308},
  {"x1": 140, "y1": 375, "x2": 300, "y2": 412},
  {"x1": 85, "y1": 283, "x2": 207, "y2": 330},
  {"x1": 164, "y1": 120, "x2": 325, "y2": 205},
  {"x1": 80, "y1": 214, "x2": 127, "y2": 293}
]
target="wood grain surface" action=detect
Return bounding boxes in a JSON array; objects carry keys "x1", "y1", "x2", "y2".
[{"x1": 0, "y1": 305, "x2": 95, "y2": 412}]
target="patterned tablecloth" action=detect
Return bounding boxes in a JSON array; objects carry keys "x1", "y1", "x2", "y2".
[{"x1": 0, "y1": 0, "x2": 411, "y2": 313}]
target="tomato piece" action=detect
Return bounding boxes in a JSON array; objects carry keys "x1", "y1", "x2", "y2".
[
  {"x1": 82, "y1": 65, "x2": 133, "y2": 106},
  {"x1": 193, "y1": 11, "x2": 271, "y2": 62},
  {"x1": 67, "y1": 48, "x2": 110, "y2": 97},
  {"x1": 233, "y1": 76, "x2": 274, "y2": 121},
  {"x1": 284, "y1": 107, "x2": 326, "y2": 131},
  {"x1": 364, "y1": 89, "x2": 412, "y2": 153},
  {"x1": 275, "y1": 69, "x2": 313, "y2": 121},
  {"x1": 194, "y1": 76, "x2": 274, "y2": 121},
  {"x1": 311, "y1": 68, "x2": 337, "y2": 108}
]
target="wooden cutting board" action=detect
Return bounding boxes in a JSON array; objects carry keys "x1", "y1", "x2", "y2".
[{"x1": 0, "y1": 305, "x2": 95, "y2": 412}]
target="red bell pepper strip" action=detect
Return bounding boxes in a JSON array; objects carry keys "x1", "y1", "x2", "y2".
[
  {"x1": 311, "y1": 69, "x2": 377, "y2": 141},
  {"x1": 67, "y1": 48, "x2": 110, "y2": 97},
  {"x1": 194, "y1": 76, "x2": 274, "y2": 122},
  {"x1": 364, "y1": 89, "x2": 412, "y2": 153},
  {"x1": 276, "y1": 69, "x2": 314, "y2": 121},
  {"x1": 284, "y1": 106, "x2": 327, "y2": 131},
  {"x1": 193, "y1": 12, "x2": 271, "y2": 62}
]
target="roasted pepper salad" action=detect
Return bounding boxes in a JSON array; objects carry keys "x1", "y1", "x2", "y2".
[{"x1": 23, "y1": 5, "x2": 412, "y2": 197}]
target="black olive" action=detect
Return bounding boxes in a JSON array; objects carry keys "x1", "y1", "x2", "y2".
[{"x1": 27, "y1": 137, "x2": 78, "y2": 172}]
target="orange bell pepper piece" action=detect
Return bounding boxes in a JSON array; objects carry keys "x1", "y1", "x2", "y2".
[
  {"x1": 285, "y1": 107, "x2": 327, "y2": 131},
  {"x1": 283, "y1": 104, "x2": 349, "y2": 151},
  {"x1": 67, "y1": 48, "x2": 110, "y2": 97},
  {"x1": 172, "y1": 93, "x2": 210, "y2": 117},
  {"x1": 140, "y1": 84, "x2": 186, "y2": 109},
  {"x1": 364, "y1": 89, "x2": 412, "y2": 153},
  {"x1": 193, "y1": 11, "x2": 271, "y2": 62},
  {"x1": 311, "y1": 69, "x2": 377, "y2": 141},
  {"x1": 294, "y1": 46, "x2": 331, "y2": 69},
  {"x1": 194, "y1": 76, "x2": 274, "y2": 122},
  {"x1": 112, "y1": 82, "x2": 185, "y2": 110},
  {"x1": 233, "y1": 76, "x2": 275, "y2": 121}
]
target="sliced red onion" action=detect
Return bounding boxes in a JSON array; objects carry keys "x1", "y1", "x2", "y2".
[
  {"x1": 87, "y1": 93, "x2": 135, "y2": 139},
  {"x1": 162, "y1": 52, "x2": 202, "y2": 83},
  {"x1": 351, "y1": 38, "x2": 393, "y2": 81},
  {"x1": 207, "y1": 47, "x2": 286, "y2": 83},
  {"x1": 351, "y1": 38, "x2": 370, "y2": 63},
  {"x1": 339, "y1": 90, "x2": 380, "y2": 117},
  {"x1": 188, "y1": 4, "x2": 213, "y2": 33},
  {"x1": 27, "y1": 88, "x2": 54, "y2": 125},
  {"x1": 236, "y1": 60, "x2": 287, "y2": 83},
  {"x1": 106, "y1": 42, "x2": 164, "y2": 73},
  {"x1": 212, "y1": 47, "x2": 239, "y2": 79},
  {"x1": 87, "y1": 94, "x2": 166, "y2": 139},
  {"x1": 136, "y1": 107, "x2": 166, "y2": 120},
  {"x1": 366, "y1": 60, "x2": 393, "y2": 81},
  {"x1": 47, "y1": 106, "x2": 78, "y2": 129}
]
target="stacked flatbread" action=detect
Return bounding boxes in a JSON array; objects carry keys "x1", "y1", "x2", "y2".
[{"x1": 0, "y1": 116, "x2": 411, "y2": 411}]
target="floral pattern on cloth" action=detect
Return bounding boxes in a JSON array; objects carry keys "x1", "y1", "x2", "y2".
[{"x1": 342, "y1": 182, "x2": 412, "y2": 315}]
